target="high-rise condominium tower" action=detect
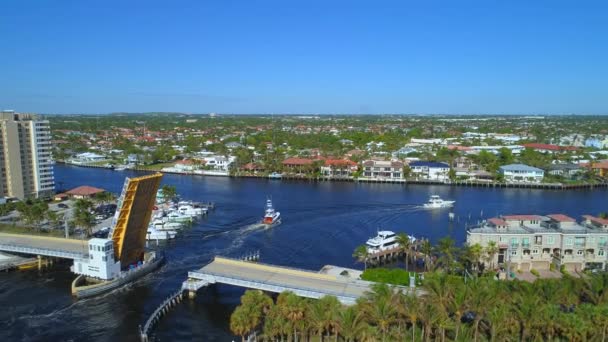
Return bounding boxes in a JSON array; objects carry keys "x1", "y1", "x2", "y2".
[{"x1": 0, "y1": 110, "x2": 54, "y2": 199}]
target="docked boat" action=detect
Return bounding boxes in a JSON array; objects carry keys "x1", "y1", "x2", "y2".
[
  {"x1": 151, "y1": 218, "x2": 183, "y2": 231},
  {"x1": 166, "y1": 211, "x2": 193, "y2": 223},
  {"x1": 423, "y1": 195, "x2": 455, "y2": 209},
  {"x1": 146, "y1": 227, "x2": 177, "y2": 240},
  {"x1": 177, "y1": 203, "x2": 205, "y2": 218},
  {"x1": 365, "y1": 230, "x2": 416, "y2": 254},
  {"x1": 262, "y1": 198, "x2": 281, "y2": 225},
  {"x1": 268, "y1": 172, "x2": 283, "y2": 179},
  {"x1": 114, "y1": 165, "x2": 127, "y2": 171}
]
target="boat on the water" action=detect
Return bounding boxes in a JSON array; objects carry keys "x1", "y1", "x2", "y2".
[
  {"x1": 146, "y1": 227, "x2": 177, "y2": 240},
  {"x1": 423, "y1": 195, "x2": 455, "y2": 209},
  {"x1": 365, "y1": 230, "x2": 416, "y2": 254},
  {"x1": 262, "y1": 198, "x2": 281, "y2": 225}
]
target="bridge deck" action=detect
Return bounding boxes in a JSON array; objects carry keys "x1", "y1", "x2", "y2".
[
  {"x1": 187, "y1": 257, "x2": 378, "y2": 304},
  {"x1": 0, "y1": 233, "x2": 89, "y2": 259}
]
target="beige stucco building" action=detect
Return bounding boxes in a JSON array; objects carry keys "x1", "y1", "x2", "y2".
[
  {"x1": 0, "y1": 110, "x2": 54, "y2": 199},
  {"x1": 467, "y1": 214, "x2": 608, "y2": 272}
]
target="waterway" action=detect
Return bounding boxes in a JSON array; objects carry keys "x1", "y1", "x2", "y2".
[{"x1": 1, "y1": 164, "x2": 607, "y2": 341}]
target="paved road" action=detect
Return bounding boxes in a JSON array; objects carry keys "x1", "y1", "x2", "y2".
[
  {"x1": 0, "y1": 233, "x2": 89, "y2": 257},
  {"x1": 197, "y1": 257, "x2": 374, "y2": 299}
]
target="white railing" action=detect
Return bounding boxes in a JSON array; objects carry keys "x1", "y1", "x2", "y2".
[{"x1": 0, "y1": 243, "x2": 87, "y2": 260}]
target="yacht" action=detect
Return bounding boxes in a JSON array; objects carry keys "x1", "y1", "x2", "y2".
[
  {"x1": 423, "y1": 195, "x2": 455, "y2": 209},
  {"x1": 151, "y1": 218, "x2": 182, "y2": 231},
  {"x1": 365, "y1": 230, "x2": 416, "y2": 254},
  {"x1": 262, "y1": 198, "x2": 281, "y2": 225},
  {"x1": 146, "y1": 227, "x2": 177, "y2": 240},
  {"x1": 177, "y1": 204, "x2": 205, "y2": 218}
]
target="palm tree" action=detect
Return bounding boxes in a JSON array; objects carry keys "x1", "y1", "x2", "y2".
[
  {"x1": 484, "y1": 241, "x2": 499, "y2": 270},
  {"x1": 403, "y1": 294, "x2": 421, "y2": 342},
  {"x1": 468, "y1": 279, "x2": 498, "y2": 342},
  {"x1": 467, "y1": 243, "x2": 483, "y2": 273},
  {"x1": 278, "y1": 291, "x2": 307, "y2": 342},
  {"x1": 366, "y1": 297, "x2": 396, "y2": 342},
  {"x1": 395, "y1": 233, "x2": 412, "y2": 271},
  {"x1": 435, "y1": 237, "x2": 456, "y2": 272},
  {"x1": 486, "y1": 304, "x2": 511, "y2": 342},
  {"x1": 240, "y1": 290, "x2": 273, "y2": 340},
  {"x1": 230, "y1": 306, "x2": 251, "y2": 342},
  {"x1": 420, "y1": 239, "x2": 433, "y2": 271},
  {"x1": 338, "y1": 306, "x2": 366, "y2": 342},
  {"x1": 353, "y1": 245, "x2": 369, "y2": 270}
]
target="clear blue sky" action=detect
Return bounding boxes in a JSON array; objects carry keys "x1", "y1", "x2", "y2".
[{"x1": 1, "y1": 1, "x2": 607, "y2": 114}]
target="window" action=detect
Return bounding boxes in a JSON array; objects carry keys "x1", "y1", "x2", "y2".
[
  {"x1": 599, "y1": 250, "x2": 605, "y2": 256},
  {"x1": 565, "y1": 237, "x2": 573, "y2": 246},
  {"x1": 532, "y1": 249, "x2": 539, "y2": 254},
  {"x1": 510, "y1": 238, "x2": 519, "y2": 245},
  {"x1": 547, "y1": 236, "x2": 555, "y2": 245},
  {"x1": 577, "y1": 250, "x2": 584, "y2": 256},
  {"x1": 511, "y1": 250, "x2": 518, "y2": 256},
  {"x1": 522, "y1": 238, "x2": 530, "y2": 246},
  {"x1": 102, "y1": 256, "x2": 107, "y2": 262}
]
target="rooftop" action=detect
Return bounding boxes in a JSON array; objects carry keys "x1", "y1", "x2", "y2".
[
  {"x1": 66, "y1": 185, "x2": 105, "y2": 196},
  {"x1": 499, "y1": 164, "x2": 543, "y2": 172}
]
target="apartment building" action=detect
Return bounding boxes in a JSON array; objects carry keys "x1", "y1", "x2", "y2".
[
  {"x1": 499, "y1": 164, "x2": 544, "y2": 183},
  {"x1": 0, "y1": 111, "x2": 54, "y2": 199},
  {"x1": 409, "y1": 161, "x2": 450, "y2": 181},
  {"x1": 467, "y1": 214, "x2": 608, "y2": 272}
]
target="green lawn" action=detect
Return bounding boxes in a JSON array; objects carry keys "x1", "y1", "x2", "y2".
[{"x1": 136, "y1": 162, "x2": 175, "y2": 170}]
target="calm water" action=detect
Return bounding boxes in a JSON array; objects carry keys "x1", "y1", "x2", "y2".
[{"x1": 1, "y1": 164, "x2": 607, "y2": 341}]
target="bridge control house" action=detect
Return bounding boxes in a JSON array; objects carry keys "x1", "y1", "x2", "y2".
[{"x1": 72, "y1": 238, "x2": 120, "y2": 280}]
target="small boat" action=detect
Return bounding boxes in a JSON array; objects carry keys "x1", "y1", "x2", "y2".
[
  {"x1": 166, "y1": 211, "x2": 193, "y2": 223},
  {"x1": 114, "y1": 165, "x2": 127, "y2": 171},
  {"x1": 151, "y1": 218, "x2": 182, "y2": 231},
  {"x1": 146, "y1": 227, "x2": 177, "y2": 240},
  {"x1": 268, "y1": 172, "x2": 283, "y2": 179},
  {"x1": 423, "y1": 195, "x2": 455, "y2": 209},
  {"x1": 262, "y1": 198, "x2": 281, "y2": 225},
  {"x1": 365, "y1": 230, "x2": 416, "y2": 254},
  {"x1": 177, "y1": 204, "x2": 205, "y2": 218}
]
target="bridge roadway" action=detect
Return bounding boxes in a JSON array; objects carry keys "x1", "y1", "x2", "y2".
[
  {"x1": 184, "y1": 257, "x2": 395, "y2": 305},
  {"x1": 0, "y1": 233, "x2": 89, "y2": 260}
]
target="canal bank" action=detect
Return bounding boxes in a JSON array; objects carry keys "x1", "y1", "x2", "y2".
[{"x1": 0, "y1": 164, "x2": 607, "y2": 341}]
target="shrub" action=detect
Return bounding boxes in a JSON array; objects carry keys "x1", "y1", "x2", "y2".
[{"x1": 530, "y1": 269, "x2": 540, "y2": 277}]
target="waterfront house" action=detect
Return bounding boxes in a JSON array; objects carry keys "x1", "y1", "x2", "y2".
[
  {"x1": 320, "y1": 159, "x2": 358, "y2": 178},
  {"x1": 71, "y1": 152, "x2": 106, "y2": 164},
  {"x1": 466, "y1": 214, "x2": 608, "y2": 272},
  {"x1": 409, "y1": 161, "x2": 450, "y2": 181},
  {"x1": 548, "y1": 164, "x2": 583, "y2": 178},
  {"x1": 362, "y1": 160, "x2": 403, "y2": 180},
  {"x1": 240, "y1": 162, "x2": 264, "y2": 174},
  {"x1": 499, "y1": 164, "x2": 544, "y2": 183},
  {"x1": 282, "y1": 157, "x2": 317, "y2": 173}
]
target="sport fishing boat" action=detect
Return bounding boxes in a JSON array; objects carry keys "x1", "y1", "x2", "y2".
[
  {"x1": 423, "y1": 195, "x2": 455, "y2": 209},
  {"x1": 146, "y1": 227, "x2": 177, "y2": 240},
  {"x1": 365, "y1": 230, "x2": 416, "y2": 254},
  {"x1": 262, "y1": 198, "x2": 281, "y2": 225}
]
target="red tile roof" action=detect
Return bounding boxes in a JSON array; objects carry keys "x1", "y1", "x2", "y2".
[
  {"x1": 488, "y1": 218, "x2": 507, "y2": 226},
  {"x1": 282, "y1": 157, "x2": 315, "y2": 166},
  {"x1": 547, "y1": 214, "x2": 576, "y2": 222},
  {"x1": 324, "y1": 159, "x2": 357, "y2": 167},
  {"x1": 583, "y1": 215, "x2": 608, "y2": 225},
  {"x1": 502, "y1": 215, "x2": 544, "y2": 221},
  {"x1": 66, "y1": 185, "x2": 105, "y2": 196}
]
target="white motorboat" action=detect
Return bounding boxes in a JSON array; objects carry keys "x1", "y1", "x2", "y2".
[
  {"x1": 262, "y1": 198, "x2": 281, "y2": 225},
  {"x1": 366, "y1": 230, "x2": 416, "y2": 254},
  {"x1": 146, "y1": 227, "x2": 177, "y2": 240},
  {"x1": 177, "y1": 204, "x2": 205, "y2": 218},
  {"x1": 423, "y1": 195, "x2": 455, "y2": 209},
  {"x1": 166, "y1": 211, "x2": 193, "y2": 223},
  {"x1": 151, "y1": 218, "x2": 183, "y2": 231},
  {"x1": 268, "y1": 172, "x2": 283, "y2": 179}
]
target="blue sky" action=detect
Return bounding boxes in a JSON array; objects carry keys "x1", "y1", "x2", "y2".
[{"x1": 1, "y1": 1, "x2": 607, "y2": 114}]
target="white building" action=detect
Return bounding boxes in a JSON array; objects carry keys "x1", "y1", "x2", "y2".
[
  {"x1": 467, "y1": 214, "x2": 608, "y2": 272},
  {"x1": 499, "y1": 164, "x2": 544, "y2": 183},
  {"x1": 72, "y1": 238, "x2": 121, "y2": 280},
  {"x1": 408, "y1": 161, "x2": 450, "y2": 181}
]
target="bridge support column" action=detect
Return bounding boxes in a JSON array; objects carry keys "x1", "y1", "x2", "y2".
[
  {"x1": 188, "y1": 290, "x2": 197, "y2": 299},
  {"x1": 37, "y1": 255, "x2": 42, "y2": 270}
]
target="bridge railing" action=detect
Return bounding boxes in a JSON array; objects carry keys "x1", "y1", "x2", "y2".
[
  {"x1": 0, "y1": 243, "x2": 87, "y2": 260},
  {"x1": 188, "y1": 270, "x2": 361, "y2": 303},
  {"x1": 214, "y1": 256, "x2": 332, "y2": 276}
]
